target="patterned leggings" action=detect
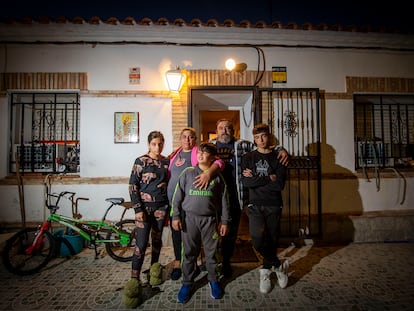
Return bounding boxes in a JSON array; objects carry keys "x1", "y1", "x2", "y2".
[{"x1": 131, "y1": 206, "x2": 167, "y2": 278}]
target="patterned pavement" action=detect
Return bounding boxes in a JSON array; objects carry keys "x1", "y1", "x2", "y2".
[{"x1": 1, "y1": 241, "x2": 414, "y2": 310}]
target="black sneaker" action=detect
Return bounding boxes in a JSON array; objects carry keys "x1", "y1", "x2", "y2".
[
  {"x1": 192, "y1": 265, "x2": 201, "y2": 280},
  {"x1": 221, "y1": 262, "x2": 233, "y2": 278},
  {"x1": 171, "y1": 268, "x2": 182, "y2": 280}
]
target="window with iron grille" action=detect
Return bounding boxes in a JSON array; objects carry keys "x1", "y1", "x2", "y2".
[
  {"x1": 9, "y1": 92, "x2": 80, "y2": 174},
  {"x1": 354, "y1": 94, "x2": 414, "y2": 170}
]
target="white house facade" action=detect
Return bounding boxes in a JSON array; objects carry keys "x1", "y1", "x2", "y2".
[{"x1": 1, "y1": 19, "x2": 413, "y2": 243}]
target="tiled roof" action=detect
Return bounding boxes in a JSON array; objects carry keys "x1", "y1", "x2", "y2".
[{"x1": 0, "y1": 16, "x2": 409, "y2": 34}]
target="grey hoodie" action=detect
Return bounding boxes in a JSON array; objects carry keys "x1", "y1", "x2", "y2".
[{"x1": 171, "y1": 165, "x2": 230, "y2": 225}]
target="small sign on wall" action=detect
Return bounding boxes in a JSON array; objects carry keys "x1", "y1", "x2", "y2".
[
  {"x1": 272, "y1": 66, "x2": 287, "y2": 86},
  {"x1": 129, "y1": 67, "x2": 141, "y2": 85}
]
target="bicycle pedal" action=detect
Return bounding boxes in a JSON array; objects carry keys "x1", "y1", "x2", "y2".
[{"x1": 97, "y1": 249, "x2": 107, "y2": 258}]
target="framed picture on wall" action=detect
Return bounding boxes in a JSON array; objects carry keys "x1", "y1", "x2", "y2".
[{"x1": 114, "y1": 112, "x2": 139, "y2": 143}]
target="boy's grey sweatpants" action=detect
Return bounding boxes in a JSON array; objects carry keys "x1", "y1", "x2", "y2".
[{"x1": 181, "y1": 212, "x2": 219, "y2": 284}]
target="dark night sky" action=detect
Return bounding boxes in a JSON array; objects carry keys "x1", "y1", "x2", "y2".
[{"x1": 1, "y1": 0, "x2": 413, "y2": 33}]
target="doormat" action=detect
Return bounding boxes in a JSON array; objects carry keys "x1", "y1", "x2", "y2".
[{"x1": 230, "y1": 240, "x2": 259, "y2": 263}]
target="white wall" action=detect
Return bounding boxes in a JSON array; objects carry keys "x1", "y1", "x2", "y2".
[
  {"x1": 0, "y1": 183, "x2": 135, "y2": 223},
  {"x1": 262, "y1": 48, "x2": 414, "y2": 90},
  {"x1": 1, "y1": 34, "x2": 414, "y2": 225},
  {"x1": 2, "y1": 45, "x2": 414, "y2": 94},
  {"x1": 80, "y1": 96, "x2": 173, "y2": 178},
  {"x1": 324, "y1": 99, "x2": 355, "y2": 172}
]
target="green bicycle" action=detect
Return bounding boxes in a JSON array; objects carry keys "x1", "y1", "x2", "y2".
[{"x1": 2, "y1": 185, "x2": 137, "y2": 276}]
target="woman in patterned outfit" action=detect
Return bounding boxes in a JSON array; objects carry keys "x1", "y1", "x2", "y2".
[{"x1": 128, "y1": 130, "x2": 170, "y2": 281}]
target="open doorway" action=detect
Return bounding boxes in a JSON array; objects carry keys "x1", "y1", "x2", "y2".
[
  {"x1": 189, "y1": 87, "x2": 255, "y2": 143},
  {"x1": 190, "y1": 87, "x2": 255, "y2": 238}
]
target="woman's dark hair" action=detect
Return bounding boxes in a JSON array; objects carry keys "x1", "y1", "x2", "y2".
[
  {"x1": 199, "y1": 142, "x2": 217, "y2": 156},
  {"x1": 147, "y1": 130, "x2": 165, "y2": 144}
]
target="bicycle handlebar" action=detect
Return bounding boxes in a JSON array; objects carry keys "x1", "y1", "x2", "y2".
[
  {"x1": 47, "y1": 190, "x2": 128, "y2": 221},
  {"x1": 47, "y1": 191, "x2": 82, "y2": 212}
]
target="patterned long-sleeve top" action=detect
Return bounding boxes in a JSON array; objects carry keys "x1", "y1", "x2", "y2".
[{"x1": 129, "y1": 154, "x2": 169, "y2": 213}]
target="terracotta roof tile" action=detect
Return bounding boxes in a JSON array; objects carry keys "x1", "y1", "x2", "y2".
[
  {"x1": 89, "y1": 16, "x2": 102, "y2": 25},
  {"x1": 155, "y1": 17, "x2": 169, "y2": 26},
  {"x1": 20, "y1": 17, "x2": 34, "y2": 24},
  {"x1": 172, "y1": 18, "x2": 186, "y2": 27},
  {"x1": 189, "y1": 18, "x2": 202, "y2": 27},
  {"x1": 286, "y1": 22, "x2": 299, "y2": 30},
  {"x1": 139, "y1": 18, "x2": 153, "y2": 26},
  {"x1": 315, "y1": 23, "x2": 329, "y2": 31},
  {"x1": 72, "y1": 16, "x2": 86, "y2": 24},
  {"x1": 0, "y1": 16, "x2": 411, "y2": 34},
  {"x1": 55, "y1": 16, "x2": 68, "y2": 24},
  {"x1": 343, "y1": 25, "x2": 358, "y2": 32},
  {"x1": 239, "y1": 20, "x2": 251, "y2": 28},
  {"x1": 122, "y1": 16, "x2": 136, "y2": 25},
  {"x1": 301, "y1": 23, "x2": 314, "y2": 30},
  {"x1": 328, "y1": 24, "x2": 343, "y2": 31},
  {"x1": 106, "y1": 17, "x2": 119, "y2": 25},
  {"x1": 37, "y1": 16, "x2": 51, "y2": 24},
  {"x1": 206, "y1": 19, "x2": 219, "y2": 27},
  {"x1": 254, "y1": 20, "x2": 267, "y2": 28},
  {"x1": 271, "y1": 21, "x2": 283, "y2": 29},
  {"x1": 222, "y1": 19, "x2": 235, "y2": 27}
]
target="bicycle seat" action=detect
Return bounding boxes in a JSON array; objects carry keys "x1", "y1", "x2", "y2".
[{"x1": 105, "y1": 198, "x2": 125, "y2": 205}]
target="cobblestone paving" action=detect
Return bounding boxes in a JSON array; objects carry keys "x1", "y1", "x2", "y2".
[{"x1": 1, "y1": 242, "x2": 414, "y2": 310}]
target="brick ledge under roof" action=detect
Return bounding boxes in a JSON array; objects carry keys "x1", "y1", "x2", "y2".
[{"x1": 0, "y1": 16, "x2": 410, "y2": 34}]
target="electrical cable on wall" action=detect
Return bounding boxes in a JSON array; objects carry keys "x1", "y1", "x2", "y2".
[
  {"x1": 238, "y1": 45, "x2": 266, "y2": 129},
  {"x1": 253, "y1": 46, "x2": 266, "y2": 86},
  {"x1": 384, "y1": 168, "x2": 406, "y2": 205}
]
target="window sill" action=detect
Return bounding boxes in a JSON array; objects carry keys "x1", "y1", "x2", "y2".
[
  {"x1": 0, "y1": 175, "x2": 128, "y2": 185},
  {"x1": 355, "y1": 167, "x2": 414, "y2": 179}
]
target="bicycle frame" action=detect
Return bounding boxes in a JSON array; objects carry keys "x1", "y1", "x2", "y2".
[
  {"x1": 44, "y1": 182, "x2": 132, "y2": 247},
  {"x1": 3, "y1": 180, "x2": 136, "y2": 275},
  {"x1": 48, "y1": 213, "x2": 131, "y2": 246}
]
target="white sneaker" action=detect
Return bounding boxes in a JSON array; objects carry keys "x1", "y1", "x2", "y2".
[
  {"x1": 259, "y1": 268, "x2": 271, "y2": 293},
  {"x1": 275, "y1": 261, "x2": 289, "y2": 289}
]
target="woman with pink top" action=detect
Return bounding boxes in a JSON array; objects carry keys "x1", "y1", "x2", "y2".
[{"x1": 167, "y1": 127, "x2": 224, "y2": 280}]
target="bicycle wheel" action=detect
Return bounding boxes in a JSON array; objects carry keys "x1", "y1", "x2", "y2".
[
  {"x1": 105, "y1": 219, "x2": 136, "y2": 262},
  {"x1": 2, "y1": 227, "x2": 56, "y2": 275}
]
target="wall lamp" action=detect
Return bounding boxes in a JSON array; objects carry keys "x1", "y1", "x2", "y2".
[
  {"x1": 165, "y1": 68, "x2": 186, "y2": 92},
  {"x1": 225, "y1": 58, "x2": 247, "y2": 73}
]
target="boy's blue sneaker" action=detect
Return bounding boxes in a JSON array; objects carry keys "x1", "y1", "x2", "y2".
[
  {"x1": 209, "y1": 281, "x2": 223, "y2": 299},
  {"x1": 177, "y1": 284, "x2": 192, "y2": 303}
]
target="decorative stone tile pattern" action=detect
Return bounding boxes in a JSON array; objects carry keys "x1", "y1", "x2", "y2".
[{"x1": 1, "y1": 243, "x2": 413, "y2": 310}]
